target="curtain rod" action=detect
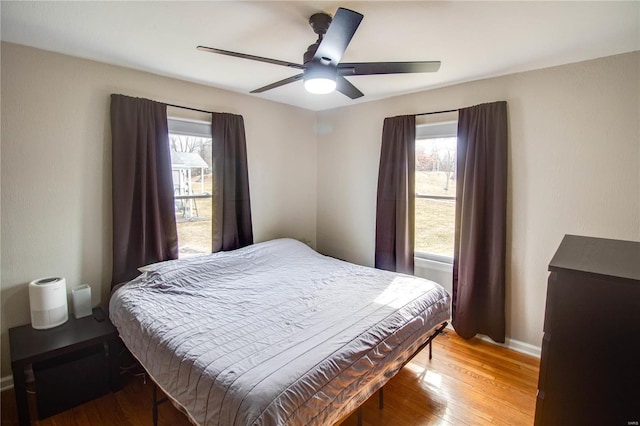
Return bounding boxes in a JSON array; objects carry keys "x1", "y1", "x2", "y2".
[
  {"x1": 167, "y1": 102, "x2": 457, "y2": 117},
  {"x1": 415, "y1": 108, "x2": 458, "y2": 117},
  {"x1": 165, "y1": 103, "x2": 213, "y2": 115},
  {"x1": 166, "y1": 101, "x2": 456, "y2": 117}
]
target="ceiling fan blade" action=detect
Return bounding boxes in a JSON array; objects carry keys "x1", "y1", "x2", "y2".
[
  {"x1": 313, "y1": 8, "x2": 363, "y2": 66},
  {"x1": 339, "y1": 61, "x2": 441, "y2": 75},
  {"x1": 336, "y1": 76, "x2": 364, "y2": 99},
  {"x1": 250, "y1": 74, "x2": 304, "y2": 93},
  {"x1": 197, "y1": 46, "x2": 304, "y2": 70}
]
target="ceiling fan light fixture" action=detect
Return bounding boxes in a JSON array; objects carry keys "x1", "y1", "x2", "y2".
[
  {"x1": 304, "y1": 65, "x2": 337, "y2": 94},
  {"x1": 304, "y1": 77, "x2": 336, "y2": 94}
]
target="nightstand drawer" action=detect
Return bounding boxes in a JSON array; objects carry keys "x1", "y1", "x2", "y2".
[{"x1": 33, "y1": 343, "x2": 110, "y2": 419}]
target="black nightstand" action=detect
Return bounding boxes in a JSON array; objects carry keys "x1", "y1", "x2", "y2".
[{"x1": 9, "y1": 308, "x2": 120, "y2": 425}]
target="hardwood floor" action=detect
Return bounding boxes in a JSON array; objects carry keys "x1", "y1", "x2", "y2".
[{"x1": 1, "y1": 331, "x2": 539, "y2": 425}]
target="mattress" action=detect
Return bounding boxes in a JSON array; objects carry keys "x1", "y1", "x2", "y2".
[{"x1": 109, "y1": 238, "x2": 451, "y2": 426}]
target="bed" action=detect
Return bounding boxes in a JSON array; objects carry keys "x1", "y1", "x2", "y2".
[{"x1": 109, "y1": 238, "x2": 451, "y2": 426}]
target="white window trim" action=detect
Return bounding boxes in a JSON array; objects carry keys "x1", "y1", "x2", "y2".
[
  {"x1": 414, "y1": 254, "x2": 454, "y2": 271},
  {"x1": 416, "y1": 120, "x2": 457, "y2": 140},
  {"x1": 415, "y1": 251, "x2": 453, "y2": 265},
  {"x1": 168, "y1": 117, "x2": 211, "y2": 138}
]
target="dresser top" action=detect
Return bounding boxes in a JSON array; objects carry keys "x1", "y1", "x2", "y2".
[{"x1": 549, "y1": 234, "x2": 640, "y2": 282}]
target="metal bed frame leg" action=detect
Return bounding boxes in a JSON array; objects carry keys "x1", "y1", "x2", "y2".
[
  {"x1": 355, "y1": 386, "x2": 382, "y2": 426},
  {"x1": 152, "y1": 381, "x2": 168, "y2": 426},
  {"x1": 428, "y1": 322, "x2": 447, "y2": 360},
  {"x1": 354, "y1": 322, "x2": 447, "y2": 425},
  {"x1": 152, "y1": 384, "x2": 159, "y2": 426},
  {"x1": 401, "y1": 321, "x2": 448, "y2": 369},
  {"x1": 429, "y1": 339, "x2": 433, "y2": 360}
]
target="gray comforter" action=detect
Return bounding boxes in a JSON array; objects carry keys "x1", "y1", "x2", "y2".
[{"x1": 109, "y1": 238, "x2": 451, "y2": 425}]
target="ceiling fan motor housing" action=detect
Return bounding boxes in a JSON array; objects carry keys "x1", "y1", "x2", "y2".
[
  {"x1": 306, "y1": 12, "x2": 333, "y2": 65},
  {"x1": 309, "y1": 12, "x2": 332, "y2": 36}
]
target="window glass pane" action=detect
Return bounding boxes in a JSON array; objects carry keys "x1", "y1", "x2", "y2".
[
  {"x1": 415, "y1": 197, "x2": 455, "y2": 257},
  {"x1": 169, "y1": 133, "x2": 213, "y2": 257},
  {"x1": 415, "y1": 136, "x2": 456, "y2": 258}
]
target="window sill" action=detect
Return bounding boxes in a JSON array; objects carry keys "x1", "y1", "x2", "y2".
[{"x1": 415, "y1": 255, "x2": 453, "y2": 273}]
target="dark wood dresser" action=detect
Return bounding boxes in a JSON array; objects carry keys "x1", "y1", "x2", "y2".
[{"x1": 535, "y1": 235, "x2": 640, "y2": 425}]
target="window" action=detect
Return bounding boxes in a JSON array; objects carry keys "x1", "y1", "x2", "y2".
[
  {"x1": 168, "y1": 118, "x2": 213, "y2": 257},
  {"x1": 415, "y1": 121, "x2": 457, "y2": 262}
]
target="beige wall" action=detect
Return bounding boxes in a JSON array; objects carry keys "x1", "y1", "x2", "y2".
[
  {"x1": 316, "y1": 52, "x2": 640, "y2": 348},
  {"x1": 0, "y1": 42, "x2": 317, "y2": 377}
]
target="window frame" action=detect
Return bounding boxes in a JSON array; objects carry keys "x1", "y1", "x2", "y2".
[{"x1": 415, "y1": 120, "x2": 458, "y2": 264}]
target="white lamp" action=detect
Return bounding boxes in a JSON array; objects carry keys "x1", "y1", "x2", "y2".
[{"x1": 304, "y1": 65, "x2": 337, "y2": 94}]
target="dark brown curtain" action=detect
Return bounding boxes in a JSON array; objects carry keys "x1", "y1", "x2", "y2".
[
  {"x1": 375, "y1": 115, "x2": 416, "y2": 274},
  {"x1": 452, "y1": 101, "x2": 508, "y2": 343},
  {"x1": 110, "y1": 94, "x2": 178, "y2": 286},
  {"x1": 211, "y1": 112, "x2": 253, "y2": 252}
]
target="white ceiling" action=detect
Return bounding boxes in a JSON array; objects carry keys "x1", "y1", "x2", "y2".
[{"x1": 1, "y1": 1, "x2": 638, "y2": 111}]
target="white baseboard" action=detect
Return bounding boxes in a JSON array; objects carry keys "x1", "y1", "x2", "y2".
[
  {"x1": 476, "y1": 334, "x2": 541, "y2": 358},
  {"x1": 1, "y1": 375, "x2": 14, "y2": 391},
  {"x1": 445, "y1": 324, "x2": 541, "y2": 358}
]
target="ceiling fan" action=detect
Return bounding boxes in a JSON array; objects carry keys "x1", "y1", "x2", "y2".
[{"x1": 197, "y1": 7, "x2": 441, "y2": 99}]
